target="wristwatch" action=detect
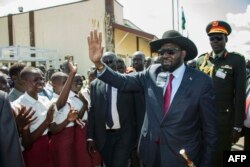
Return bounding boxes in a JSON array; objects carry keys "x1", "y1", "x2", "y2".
[{"x1": 233, "y1": 127, "x2": 242, "y2": 133}]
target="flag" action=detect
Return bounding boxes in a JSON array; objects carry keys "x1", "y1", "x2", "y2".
[{"x1": 181, "y1": 7, "x2": 186, "y2": 30}]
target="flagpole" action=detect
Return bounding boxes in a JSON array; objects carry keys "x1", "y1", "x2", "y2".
[
  {"x1": 177, "y1": 0, "x2": 180, "y2": 32},
  {"x1": 172, "y1": 0, "x2": 175, "y2": 30}
]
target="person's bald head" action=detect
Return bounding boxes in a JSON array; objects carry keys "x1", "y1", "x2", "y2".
[
  {"x1": 144, "y1": 57, "x2": 152, "y2": 69},
  {"x1": 51, "y1": 72, "x2": 68, "y2": 94},
  {"x1": 102, "y1": 52, "x2": 117, "y2": 71},
  {"x1": 132, "y1": 51, "x2": 145, "y2": 72}
]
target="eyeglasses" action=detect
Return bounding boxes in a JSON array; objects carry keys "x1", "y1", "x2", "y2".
[
  {"x1": 209, "y1": 36, "x2": 224, "y2": 42},
  {"x1": 103, "y1": 60, "x2": 114, "y2": 64},
  {"x1": 158, "y1": 48, "x2": 181, "y2": 56}
]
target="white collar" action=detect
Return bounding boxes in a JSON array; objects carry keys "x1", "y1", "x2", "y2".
[
  {"x1": 167, "y1": 63, "x2": 186, "y2": 79},
  {"x1": 23, "y1": 92, "x2": 39, "y2": 104}
]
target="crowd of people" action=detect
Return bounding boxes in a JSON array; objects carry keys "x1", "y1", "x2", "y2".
[{"x1": 0, "y1": 20, "x2": 249, "y2": 167}]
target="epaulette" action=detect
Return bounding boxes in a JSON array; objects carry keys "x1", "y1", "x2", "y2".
[
  {"x1": 198, "y1": 52, "x2": 210, "y2": 60},
  {"x1": 198, "y1": 52, "x2": 214, "y2": 77},
  {"x1": 198, "y1": 53, "x2": 209, "y2": 58}
]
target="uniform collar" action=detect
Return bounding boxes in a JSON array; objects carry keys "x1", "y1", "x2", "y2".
[{"x1": 211, "y1": 49, "x2": 228, "y2": 59}]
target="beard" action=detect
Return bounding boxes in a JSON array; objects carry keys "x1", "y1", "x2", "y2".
[{"x1": 161, "y1": 56, "x2": 183, "y2": 72}]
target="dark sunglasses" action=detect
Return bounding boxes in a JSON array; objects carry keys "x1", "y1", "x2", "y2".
[
  {"x1": 103, "y1": 60, "x2": 114, "y2": 64},
  {"x1": 158, "y1": 48, "x2": 181, "y2": 56},
  {"x1": 209, "y1": 36, "x2": 224, "y2": 41}
]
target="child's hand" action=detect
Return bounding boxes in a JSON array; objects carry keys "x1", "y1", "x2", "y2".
[
  {"x1": 67, "y1": 109, "x2": 78, "y2": 122},
  {"x1": 45, "y1": 103, "x2": 56, "y2": 124},
  {"x1": 75, "y1": 118, "x2": 85, "y2": 128},
  {"x1": 67, "y1": 60, "x2": 77, "y2": 75},
  {"x1": 13, "y1": 105, "x2": 37, "y2": 132}
]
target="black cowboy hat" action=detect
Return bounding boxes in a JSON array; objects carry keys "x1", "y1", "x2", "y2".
[{"x1": 150, "y1": 30, "x2": 198, "y2": 61}]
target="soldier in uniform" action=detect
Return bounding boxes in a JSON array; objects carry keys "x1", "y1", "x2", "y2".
[{"x1": 197, "y1": 20, "x2": 246, "y2": 167}]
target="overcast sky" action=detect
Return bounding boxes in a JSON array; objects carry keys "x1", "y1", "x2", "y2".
[
  {"x1": 0, "y1": 0, "x2": 249, "y2": 58},
  {"x1": 118, "y1": 0, "x2": 250, "y2": 58}
]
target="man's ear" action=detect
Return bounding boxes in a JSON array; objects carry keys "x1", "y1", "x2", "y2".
[{"x1": 181, "y1": 50, "x2": 187, "y2": 59}]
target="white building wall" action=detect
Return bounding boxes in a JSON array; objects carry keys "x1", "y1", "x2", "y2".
[
  {"x1": 0, "y1": 17, "x2": 9, "y2": 46},
  {"x1": 0, "y1": 0, "x2": 106, "y2": 76},
  {"x1": 35, "y1": 0, "x2": 105, "y2": 75},
  {"x1": 114, "y1": 0, "x2": 124, "y2": 24},
  {"x1": 12, "y1": 13, "x2": 30, "y2": 46}
]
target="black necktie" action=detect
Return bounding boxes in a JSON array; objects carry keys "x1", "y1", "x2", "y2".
[{"x1": 106, "y1": 85, "x2": 114, "y2": 128}]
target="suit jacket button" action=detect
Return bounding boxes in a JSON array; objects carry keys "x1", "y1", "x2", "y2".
[{"x1": 226, "y1": 109, "x2": 229, "y2": 112}]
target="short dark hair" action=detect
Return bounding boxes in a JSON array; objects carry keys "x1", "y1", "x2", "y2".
[
  {"x1": 9, "y1": 63, "x2": 26, "y2": 78},
  {"x1": 51, "y1": 72, "x2": 68, "y2": 83},
  {"x1": 0, "y1": 72, "x2": 8, "y2": 82},
  {"x1": 116, "y1": 58, "x2": 125, "y2": 64},
  {"x1": 20, "y1": 67, "x2": 40, "y2": 80}
]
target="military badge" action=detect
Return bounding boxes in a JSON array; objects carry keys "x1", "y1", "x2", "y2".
[
  {"x1": 212, "y1": 21, "x2": 219, "y2": 27},
  {"x1": 216, "y1": 69, "x2": 226, "y2": 79},
  {"x1": 221, "y1": 65, "x2": 232, "y2": 70}
]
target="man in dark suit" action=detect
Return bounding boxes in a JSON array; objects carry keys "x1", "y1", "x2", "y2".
[
  {"x1": 197, "y1": 20, "x2": 246, "y2": 167},
  {"x1": 131, "y1": 51, "x2": 146, "y2": 138},
  {"x1": 144, "y1": 57, "x2": 152, "y2": 69},
  {"x1": 130, "y1": 51, "x2": 146, "y2": 167},
  {"x1": 87, "y1": 52, "x2": 136, "y2": 167},
  {"x1": 0, "y1": 90, "x2": 25, "y2": 167},
  {"x1": 87, "y1": 30, "x2": 218, "y2": 167}
]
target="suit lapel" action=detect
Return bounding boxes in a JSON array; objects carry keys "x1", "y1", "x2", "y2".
[
  {"x1": 161, "y1": 68, "x2": 193, "y2": 123},
  {"x1": 154, "y1": 85, "x2": 165, "y2": 122},
  {"x1": 98, "y1": 80, "x2": 107, "y2": 101}
]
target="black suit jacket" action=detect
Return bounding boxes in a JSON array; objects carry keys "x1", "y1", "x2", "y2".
[
  {"x1": 0, "y1": 90, "x2": 25, "y2": 167},
  {"x1": 133, "y1": 89, "x2": 146, "y2": 140},
  {"x1": 87, "y1": 79, "x2": 136, "y2": 151},
  {"x1": 98, "y1": 64, "x2": 218, "y2": 167}
]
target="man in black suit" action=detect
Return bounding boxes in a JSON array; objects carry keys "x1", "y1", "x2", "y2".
[
  {"x1": 0, "y1": 90, "x2": 25, "y2": 167},
  {"x1": 87, "y1": 52, "x2": 136, "y2": 167},
  {"x1": 87, "y1": 30, "x2": 218, "y2": 167},
  {"x1": 131, "y1": 51, "x2": 146, "y2": 138},
  {"x1": 130, "y1": 51, "x2": 146, "y2": 167}
]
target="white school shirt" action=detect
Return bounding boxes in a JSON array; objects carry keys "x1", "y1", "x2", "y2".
[
  {"x1": 81, "y1": 87, "x2": 91, "y2": 109},
  {"x1": 68, "y1": 91, "x2": 88, "y2": 121},
  {"x1": 54, "y1": 91, "x2": 87, "y2": 127},
  {"x1": 11, "y1": 92, "x2": 55, "y2": 136}
]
